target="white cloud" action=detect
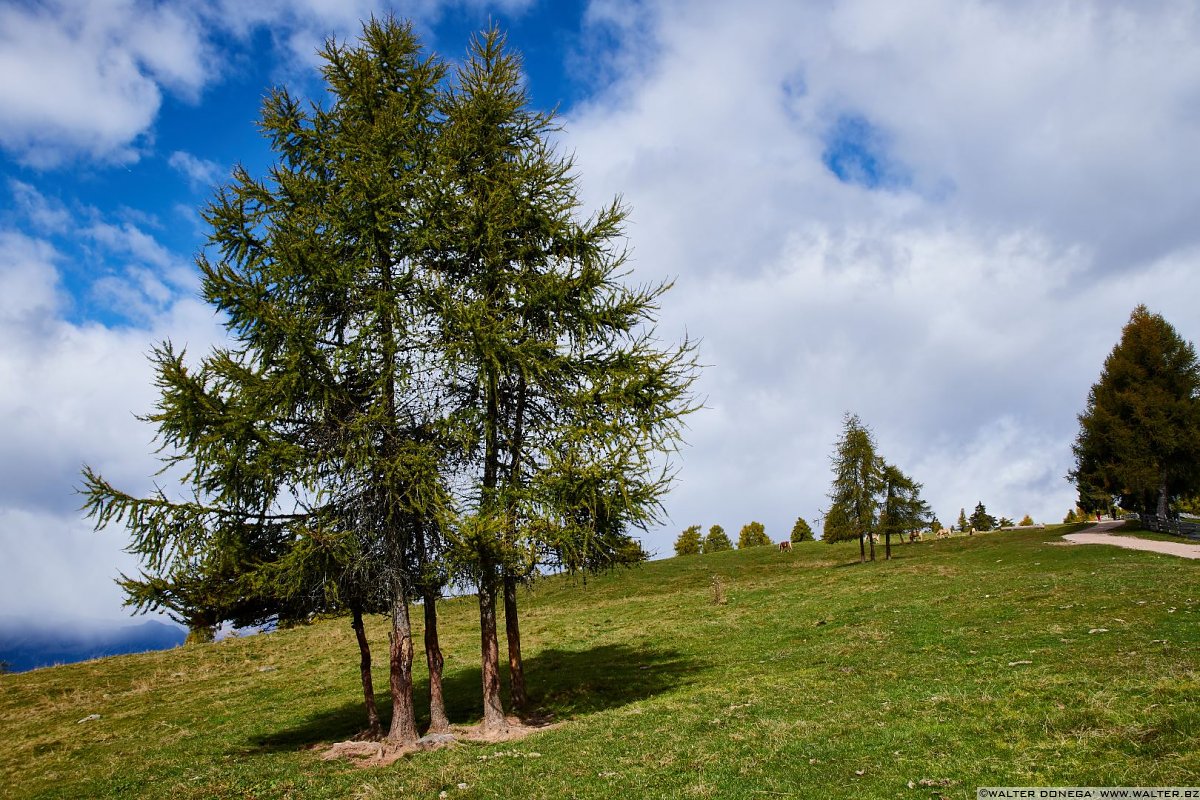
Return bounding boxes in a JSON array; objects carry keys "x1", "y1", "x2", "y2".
[
  {"x1": 168, "y1": 151, "x2": 224, "y2": 191},
  {"x1": 0, "y1": 227, "x2": 225, "y2": 621},
  {"x1": 0, "y1": 0, "x2": 539, "y2": 167},
  {"x1": 8, "y1": 180, "x2": 72, "y2": 234},
  {"x1": 561, "y1": 0, "x2": 1200, "y2": 552},
  {"x1": 0, "y1": 0, "x2": 213, "y2": 166}
]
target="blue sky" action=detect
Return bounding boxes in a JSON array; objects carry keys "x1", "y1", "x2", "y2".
[{"x1": 4, "y1": 0, "x2": 1200, "y2": 624}]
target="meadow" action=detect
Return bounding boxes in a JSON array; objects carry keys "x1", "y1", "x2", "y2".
[{"x1": 2, "y1": 523, "x2": 1197, "y2": 799}]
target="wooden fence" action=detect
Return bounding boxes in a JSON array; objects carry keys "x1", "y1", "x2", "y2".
[{"x1": 1138, "y1": 514, "x2": 1200, "y2": 540}]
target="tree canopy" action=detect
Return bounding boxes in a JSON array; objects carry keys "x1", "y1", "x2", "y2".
[
  {"x1": 674, "y1": 525, "x2": 702, "y2": 556},
  {"x1": 790, "y1": 517, "x2": 814, "y2": 543},
  {"x1": 82, "y1": 17, "x2": 697, "y2": 745},
  {"x1": 703, "y1": 524, "x2": 732, "y2": 553},
  {"x1": 1070, "y1": 305, "x2": 1200, "y2": 517},
  {"x1": 737, "y1": 521, "x2": 771, "y2": 548},
  {"x1": 969, "y1": 501, "x2": 996, "y2": 532}
]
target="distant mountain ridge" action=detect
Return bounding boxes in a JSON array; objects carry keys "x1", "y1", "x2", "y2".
[{"x1": 0, "y1": 617, "x2": 186, "y2": 673}]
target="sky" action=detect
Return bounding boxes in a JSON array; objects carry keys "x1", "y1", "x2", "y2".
[{"x1": 2, "y1": 0, "x2": 1199, "y2": 625}]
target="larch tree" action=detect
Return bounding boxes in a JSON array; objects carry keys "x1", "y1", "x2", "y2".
[
  {"x1": 821, "y1": 503, "x2": 855, "y2": 543},
  {"x1": 878, "y1": 463, "x2": 929, "y2": 559},
  {"x1": 956, "y1": 508, "x2": 969, "y2": 532},
  {"x1": 827, "y1": 413, "x2": 882, "y2": 562},
  {"x1": 737, "y1": 521, "x2": 770, "y2": 548},
  {"x1": 82, "y1": 18, "x2": 451, "y2": 745},
  {"x1": 703, "y1": 524, "x2": 732, "y2": 553},
  {"x1": 1070, "y1": 305, "x2": 1200, "y2": 518},
  {"x1": 790, "y1": 517, "x2": 814, "y2": 543},
  {"x1": 969, "y1": 501, "x2": 996, "y2": 532},
  {"x1": 675, "y1": 525, "x2": 703, "y2": 556},
  {"x1": 425, "y1": 28, "x2": 697, "y2": 732}
]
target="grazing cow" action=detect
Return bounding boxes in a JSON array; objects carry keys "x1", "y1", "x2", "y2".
[
  {"x1": 908, "y1": 531, "x2": 922, "y2": 543},
  {"x1": 935, "y1": 528, "x2": 950, "y2": 539},
  {"x1": 779, "y1": 541, "x2": 792, "y2": 552}
]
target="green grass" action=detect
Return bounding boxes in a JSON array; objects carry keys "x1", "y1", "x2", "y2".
[{"x1": 2, "y1": 528, "x2": 1197, "y2": 799}]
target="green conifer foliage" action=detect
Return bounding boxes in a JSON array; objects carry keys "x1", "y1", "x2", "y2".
[
  {"x1": 737, "y1": 521, "x2": 771, "y2": 548},
  {"x1": 1071, "y1": 305, "x2": 1200, "y2": 517},
  {"x1": 970, "y1": 502, "x2": 997, "y2": 532},
  {"x1": 790, "y1": 517, "x2": 814, "y2": 543},
  {"x1": 703, "y1": 525, "x2": 732, "y2": 553},
  {"x1": 674, "y1": 526, "x2": 703, "y2": 556},
  {"x1": 827, "y1": 413, "x2": 882, "y2": 561}
]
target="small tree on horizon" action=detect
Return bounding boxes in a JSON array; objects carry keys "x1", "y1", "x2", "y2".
[
  {"x1": 790, "y1": 517, "x2": 814, "y2": 543},
  {"x1": 703, "y1": 524, "x2": 732, "y2": 553},
  {"x1": 970, "y1": 502, "x2": 997, "y2": 532},
  {"x1": 956, "y1": 508, "x2": 969, "y2": 532},
  {"x1": 674, "y1": 525, "x2": 703, "y2": 556},
  {"x1": 1064, "y1": 508, "x2": 1079, "y2": 523},
  {"x1": 1019, "y1": 514, "x2": 1035, "y2": 526},
  {"x1": 738, "y1": 521, "x2": 771, "y2": 548},
  {"x1": 929, "y1": 513, "x2": 942, "y2": 533}
]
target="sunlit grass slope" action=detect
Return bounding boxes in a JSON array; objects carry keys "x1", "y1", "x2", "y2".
[{"x1": 2, "y1": 525, "x2": 1197, "y2": 799}]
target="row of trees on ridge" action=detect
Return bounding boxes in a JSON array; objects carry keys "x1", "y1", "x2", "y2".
[{"x1": 673, "y1": 516, "x2": 815, "y2": 556}]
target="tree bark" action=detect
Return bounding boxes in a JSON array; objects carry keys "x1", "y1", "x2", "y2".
[
  {"x1": 351, "y1": 604, "x2": 383, "y2": 739},
  {"x1": 1157, "y1": 476, "x2": 1169, "y2": 519},
  {"x1": 884, "y1": 532, "x2": 891, "y2": 561},
  {"x1": 386, "y1": 588, "x2": 419, "y2": 745},
  {"x1": 502, "y1": 375, "x2": 529, "y2": 712},
  {"x1": 868, "y1": 529, "x2": 876, "y2": 561},
  {"x1": 422, "y1": 589, "x2": 450, "y2": 734},
  {"x1": 858, "y1": 532, "x2": 866, "y2": 563},
  {"x1": 478, "y1": 573, "x2": 508, "y2": 733},
  {"x1": 503, "y1": 573, "x2": 526, "y2": 711}
]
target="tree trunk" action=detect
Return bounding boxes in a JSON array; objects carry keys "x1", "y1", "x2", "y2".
[
  {"x1": 868, "y1": 530, "x2": 876, "y2": 562},
  {"x1": 1157, "y1": 477, "x2": 1169, "y2": 519},
  {"x1": 503, "y1": 573, "x2": 527, "y2": 712},
  {"x1": 884, "y1": 532, "x2": 891, "y2": 561},
  {"x1": 478, "y1": 573, "x2": 508, "y2": 733},
  {"x1": 386, "y1": 588, "x2": 419, "y2": 745},
  {"x1": 858, "y1": 532, "x2": 865, "y2": 563},
  {"x1": 423, "y1": 589, "x2": 450, "y2": 734},
  {"x1": 351, "y1": 604, "x2": 383, "y2": 739}
]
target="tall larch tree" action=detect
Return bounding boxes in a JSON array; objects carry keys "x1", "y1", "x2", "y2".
[
  {"x1": 828, "y1": 413, "x2": 882, "y2": 562},
  {"x1": 82, "y1": 18, "x2": 450, "y2": 746},
  {"x1": 1070, "y1": 305, "x2": 1200, "y2": 518},
  {"x1": 426, "y1": 28, "x2": 697, "y2": 732}
]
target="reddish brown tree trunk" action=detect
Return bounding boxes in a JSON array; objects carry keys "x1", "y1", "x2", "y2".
[
  {"x1": 351, "y1": 604, "x2": 382, "y2": 739},
  {"x1": 423, "y1": 589, "x2": 450, "y2": 734},
  {"x1": 478, "y1": 574, "x2": 508, "y2": 733},
  {"x1": 386, "y1": 589, "x2": 419, "y2": 745},
  {"x1": 503, "y1": 573, "x2": 526, "y2": 712}
]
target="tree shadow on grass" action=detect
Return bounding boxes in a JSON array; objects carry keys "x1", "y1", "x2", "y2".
[{"x1": 240, "y1": 642, "x2": 702, "y2": 754}]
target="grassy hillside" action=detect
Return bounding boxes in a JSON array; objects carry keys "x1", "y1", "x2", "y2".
[{"x1": 2, "y1": 526, "x2": 1197, "y2": 799}]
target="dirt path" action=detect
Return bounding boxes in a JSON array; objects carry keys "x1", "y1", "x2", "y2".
[{"x1": 1060, "y1": 520, "x2": 1200, "y2": 560}]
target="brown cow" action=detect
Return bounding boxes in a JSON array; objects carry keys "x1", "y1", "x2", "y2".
[{"x1": 778, "y1": 541, "x2": 792, "y2": 552}]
